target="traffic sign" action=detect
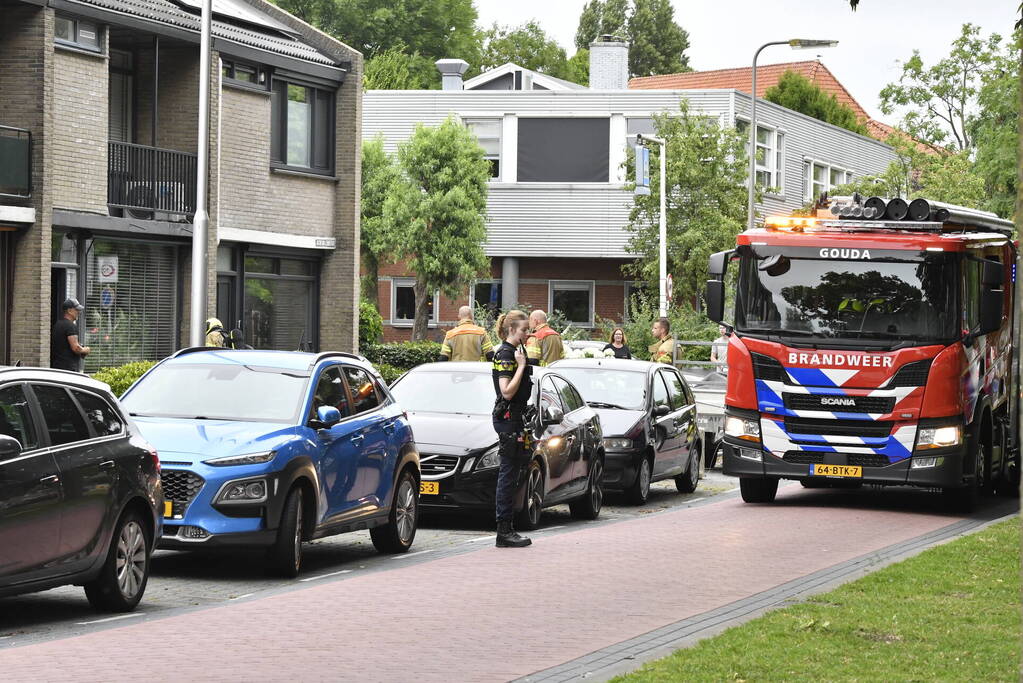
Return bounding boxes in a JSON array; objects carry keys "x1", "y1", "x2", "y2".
[
  {"x1": 634, "y1": 146, "x2": 650, "y2": 196},
  {"x1": 100, "y1": 286, "x2": 115, "y2": 309}
]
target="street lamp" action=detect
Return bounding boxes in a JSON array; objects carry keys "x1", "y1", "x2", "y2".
[
  {"x1": 747, "y1": 38, "x2": 838, "y2": 230},
  {"x1": 637, "y1": 133, "x2": 668, "y2": 317},
  {"x1": 189, "y1": 0, "x2": 213, "y2": 346}
]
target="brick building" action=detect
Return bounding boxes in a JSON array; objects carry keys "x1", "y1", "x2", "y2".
[
  {"x1": 364, "y1": 41, "x2": 898, "y2": 343},
  {"x1": 0, "y1": 0, "x2": 362, "y2": 368}
]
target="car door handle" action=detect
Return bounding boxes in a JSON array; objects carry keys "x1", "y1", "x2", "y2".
[
  {"x1": 383, "y1": 422, "x2": 395, "y2": 434},
  {"x1": 40, "y1": 474, "x2": 60, "y2": 485},
  {"x1": 350, "y1": 434, "x2": 364, "y2": 446},
  {"x1": 99, "y1": 460, "x2": 116, "y2": 469}
]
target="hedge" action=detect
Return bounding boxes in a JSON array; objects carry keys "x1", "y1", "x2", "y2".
[
  {"x1": 362, "y1": 342, "x2": 442, "y2": 370},
  {"x1": 91, "y1": 360, "x2": 157, "y2": 397}
]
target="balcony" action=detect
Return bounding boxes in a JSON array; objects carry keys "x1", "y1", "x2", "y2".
[
  {"x1": 108, "y1": 141, "x2": 197, "y2": 220},
  {"x1": 0, "y1": 126, "x2": 32, "y2": 199}
]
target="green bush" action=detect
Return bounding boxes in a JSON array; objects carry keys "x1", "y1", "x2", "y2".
[
  {"x1": 363, "y1": 341, "x2": 442, "y2": 370},
  {"x1": 91, "y1": 360, "x2": 157, "y2": 397},
  {"x1": 597, "y1": 294, "x2": 717, "y2": 362},
  {"x1": 359, "y1": 298, "x2": 384, "y2": 348},
  {"x1": 375, "y1": 362, "x2": 406, "y2": 385}
]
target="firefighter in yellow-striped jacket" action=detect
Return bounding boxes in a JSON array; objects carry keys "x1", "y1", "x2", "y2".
[{"x1": 438, "y1": 306, "x2": 495, "y2": 362}]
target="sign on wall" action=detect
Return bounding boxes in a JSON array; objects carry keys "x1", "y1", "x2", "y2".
[{"x1": 97, "y1": 256, "x2": 119, "y2": 283}]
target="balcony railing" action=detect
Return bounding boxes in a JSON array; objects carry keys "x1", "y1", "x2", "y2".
[
  {"x1": 108, "y1": 141, "x2": 197, "y2": 219},
  {"x1": 0, "y1": 126, "x2": 32, "y2": 199}
]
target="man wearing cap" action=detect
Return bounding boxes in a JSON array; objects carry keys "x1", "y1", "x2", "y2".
[
  {"x1": 438, "y1": 306, "x2": 494, "y2": 362},
  {"x1": 51, "y1": 297, "x2": 90, "y2": 372}
]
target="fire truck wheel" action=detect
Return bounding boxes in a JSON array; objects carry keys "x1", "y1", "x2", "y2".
[{"x1": 739, "y1": 477, "x2": 778, "y2": 503}]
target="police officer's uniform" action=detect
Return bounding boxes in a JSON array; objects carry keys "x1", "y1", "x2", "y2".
[
  {"x1": 492, "y1": 341, "x2": 533, "y2": 546},
  {"x1": 439, "y1": 318, "x2": 494, "y2": 362},
  {"x1": 525, "y1": 323, "x2": 564, "y2": 366}
]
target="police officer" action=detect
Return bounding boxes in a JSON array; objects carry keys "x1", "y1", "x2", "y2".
[
  {"x1": 439, "y1": 306, "x2": 495, "y2": 362},
  {"x1": 649, "y1": 317, "x2": 674, "y2": 364},
  {"x1": 525, "y1": 310, "x2": 564, "y2": 366},
  {"x1": 491, "y1": 309, "x2": 533, "y2": 548}
]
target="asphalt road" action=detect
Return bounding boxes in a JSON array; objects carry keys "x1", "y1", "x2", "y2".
[{"x1": 0, "y1": 468, "x2": 737, "y2": 647}]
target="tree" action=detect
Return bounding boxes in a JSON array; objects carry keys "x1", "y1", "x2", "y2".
[
  {"x1": 360, "y1": 138, "x2": 401, "y2": 304},
  {"x1": 972, "y1": 31, "x2": 1020, "y2": 218},
  {"x1": 627, "y1": 0, "x2": 690, "y2": 77},
  {"x1": 478, "y1": 21, "x2": 568, "y2": 77},
  {"x1": 574, "y1": 0, "x2": 603, "y2": 51},
  {"x1": 880, "y1": 24, "x2": 1004, "y2": 151},
  {"x1": 383, "y1": 117, "x2": 491, "y2": 339},
  {"x1": 363, "y1": 45, "x2": 437, "y2": 90},
  {"x1": 764, "y1": 70, "x2": 867, "y2": 134},
  {"x1": 564, "y1": 49, "x2": 590, "y2": 86},
  {"x1": 625, "y1": 100, "x2": 748, "y2": 303}
]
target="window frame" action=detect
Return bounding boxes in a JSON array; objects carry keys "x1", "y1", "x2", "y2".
[
  {"x1": 28, "y1": 383, "x2": 94, "y2": 448},
  {"x1": 390, "y1": 278, "x2": 439, "y2": 327},
  {"x1": 340, "y1": 364, "x2": 383, "y2": 416},
  {"x1": 736, "y1": 118, "x2": 785, "y2": 196},
  {"x1": 240, "y1": 250, "x2": 321, "y2": 352},
  {"x1": 0, "y1": 382, "x2": 42, "y2": 455},
  {"x1": 464, "y1": 118, "x2": 502, "y2": 181},
  {"x1": 270, "y1": 76, "x2": 335, "y2": 175},
  {"x1": 650, "y1": 372, "x2": 670, "y2": 410},
  {"x1": 549, "y1": 280, "x2": 595, "y2": 328},
  {"x1": 54, "y1": 14, "x2": 103, "y2": 54},
  {"x1": 804, "y1": 158, "x2": 853, "y2": 201},
  {"x1": 659, "y1": 369, "x2": 687, "y2": 411},
  {"x1": 222, "y1": 58, "x2": 269, "y2": 91},
  {"x1": 71, "y1": 388, "x2": 126, "y2": 439}
]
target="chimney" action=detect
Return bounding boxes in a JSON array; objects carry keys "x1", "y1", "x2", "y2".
[
  {"x1": 588, "y1": 35, "x2": 629, "y2": 90},
  {"x1": 436, "y1": 59, "x2": 469, "y2": 91}
]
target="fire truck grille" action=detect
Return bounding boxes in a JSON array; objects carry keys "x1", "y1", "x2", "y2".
[
  {"x1": 783, "y1": 451, "x2": 892, "y2": 468},
  {"x1": 784, "y1": 394, "x2": 895, "y2": 414},
  {"x1": 751, "y1": 353, "x2": 787, "y2": 382},
  {"x1": 784, "y1": 416, "x2": 893, "y2": 439},
  {"x1": 887, "y1": 359, "x2": 932, "y2": 388}
]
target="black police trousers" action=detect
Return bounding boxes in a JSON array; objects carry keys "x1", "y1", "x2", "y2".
[{"x1": 495, "y1": 430, "x2": 529, "y2": 523}]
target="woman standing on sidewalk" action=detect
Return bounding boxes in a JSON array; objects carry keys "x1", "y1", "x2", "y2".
[{"x1": 491, "y1": 310, "x2": 534, "y2": 548}]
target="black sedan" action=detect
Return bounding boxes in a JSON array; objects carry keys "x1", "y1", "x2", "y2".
[
  {"x1": 389, "y1": 362, "x2": 604, "y2": 529},
  {"x1": 0, "y1": 367, "x2": 162, "y2": 611},
  {"x1": 552, "y1": 358, "x2": 701, "y2": 504}
]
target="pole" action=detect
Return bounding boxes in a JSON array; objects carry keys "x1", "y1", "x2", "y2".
[
  {"x1": 658, "y1": 139, "x2": 667, "y2": 317},
  {"x1": 189, "y1": 0, "x2": 212, "y2": 347},
  {"x1": 747, "y1": 41, "x2": 788, "y2": 231}
]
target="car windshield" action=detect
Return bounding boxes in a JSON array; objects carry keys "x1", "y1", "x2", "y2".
[
  {"x1": 735, "y1": 252, "x2": 957, "y2": 342},
  {"x1": 122, "y1": 363, "x2": 310, "y2": 422},
  {"x1": 553, "y1": 368, "x2": 647, "y2": 410},
  {"x1": 391, "y1": 369, "x2": 495, "y2": 415}
]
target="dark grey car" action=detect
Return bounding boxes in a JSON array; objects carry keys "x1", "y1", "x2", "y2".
[
  {"x1": 0, "y1": 368, "x2": 162, "y2": 611},
  {"x1": 552, "y1": 358, "x2": 701, "y2": 504}
]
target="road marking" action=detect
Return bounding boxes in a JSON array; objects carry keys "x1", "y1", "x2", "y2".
[
  {"x1": 465, "y1": 535, "x2": 497, "y2": 543},
  {"x1": 231, "y1": 593, "x2": 255, "y2": 599},
  {"x1": 538, "y1": 525, "x2": 565, "y2": 532},
  {"x1": 688, "y1": 497, "x2": 706, "y2": 504},
  {"x1": 300, "y1": 570, "x2": 352, "y2": 582},
  {"x1": 390, "y1": 549, "x2": 436, "y2": 560},
  {"x1": 76, "y1": 613, "x2": 143, "y2": 626}
]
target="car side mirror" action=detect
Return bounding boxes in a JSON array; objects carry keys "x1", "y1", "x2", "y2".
[
  {"x1": 0, "y1": 435, "x2": 23, "y2": 461},
  {"x1": 542, "y1": 406, "x2": 564, "y2": 426},
  {"x1": 978, "y1": 287, "x2": 1004, "y2": 336},
  {"x1": 311, "y1": 405, "x2": 342, "y2": 430},
  {"x1": 652, "y1": 404, "x2": 670, "y2": 418}
]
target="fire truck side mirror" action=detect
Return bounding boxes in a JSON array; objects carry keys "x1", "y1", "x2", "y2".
[
  {"x1": 978, "y1": 287, "x2": 1004, "y2": 336},
  {"x1": 708, "y1": 250, "x2": 733, "y2": 279},
  {"x1": 705, "y1": 279, "x2": 725, "y2": 323}
]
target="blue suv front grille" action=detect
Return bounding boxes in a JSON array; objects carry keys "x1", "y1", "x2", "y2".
[{"x1": 161, "y1": 469, "x2": 205, "y2": 517}]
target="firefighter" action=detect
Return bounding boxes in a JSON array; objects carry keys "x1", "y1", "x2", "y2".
[
  {"x1": 524, "y1": 310, "x2": 564, "y2": 366},
  {"x1": 205, "y1": 317, "x2": 227, "y2": 347},
  {"x1": 438, "y1": 306, "x2": 494, "y2": 362},
  {"x1": 649, "y1": 317, "x2": 674, "y2": 364}
]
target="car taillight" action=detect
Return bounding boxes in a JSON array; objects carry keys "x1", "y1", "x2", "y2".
[{"x1": 147, "y1": 445, "x2": 160, "y2": 472}]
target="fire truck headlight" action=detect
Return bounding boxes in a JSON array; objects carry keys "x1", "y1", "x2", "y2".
[
  {"x1": 915, "y1": 424, "x2": 962, "y2": 450},
  {"x1": 724, "y1": 415, "x2": 761, "y2": 442}
]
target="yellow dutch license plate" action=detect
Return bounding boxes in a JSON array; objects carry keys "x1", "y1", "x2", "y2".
[
  {"x1": 163, "y1": 500, "x2": 173, "y2": 518},
  {"x1": 419, "y1": 481, "x2": 439, "y2": 495},
  {"x1": 811, "y1": 464, "x2": 862, "y2": 478}
]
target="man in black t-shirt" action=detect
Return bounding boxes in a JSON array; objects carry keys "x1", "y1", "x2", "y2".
[{"x1": 51, "y1": 297, "x2": 90, "y2": 372}]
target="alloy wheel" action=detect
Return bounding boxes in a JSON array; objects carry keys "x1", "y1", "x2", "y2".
[
  {"x1": 293, "y1": 493, "x2": 303, "y2": 573},
  {"x1": 526, "y1": 466, "x2": 543, "y2": 527},
  {"x1": 395, "y1": 478, "x2": 416, "y2": 545},
  {"x1": 115, "y1": 520, "x2": 147, "y2": 599},
  {"x1": 590, "y1": 459, "x2": 603, "y2": 512},
  {"x1": 639, "y1": 459, "x2": 651, "y2": 498}
]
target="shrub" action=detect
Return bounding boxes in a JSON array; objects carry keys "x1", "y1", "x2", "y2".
[
  {"x1": 362, "y1": 341, "x2": 442, "y2": 370},
  {"x1": 597, "y1": 294, "x2": 717, "y2": 362},
  {"x1": 91, "y1": 360, "x2": 157, "y2": 397},
  {"x1": 375, "y1": 362, "x2": 406, "y2": 385},
  {"x1": 359, "y1": 298, "x2": 384, "y2": 349}
]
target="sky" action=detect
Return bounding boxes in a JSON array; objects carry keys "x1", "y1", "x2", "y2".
[{"x1": 474, "y1": 0, "x2": 1018, "y2": 122}]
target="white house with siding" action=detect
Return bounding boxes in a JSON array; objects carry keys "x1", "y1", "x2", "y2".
[{"x1": 363, "y1": 40, "x2": 897, "y2": 341}]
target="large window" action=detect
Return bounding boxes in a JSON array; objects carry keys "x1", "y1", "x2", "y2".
[
  {"x1": 517, "y1": 118, "x2": 610, "y2": 183},
  {"x1": 465, "y1": 119, "x2": 501, "y2": 180},
  {"x1": 243, "y1": 255, "x2": 318, "y2": 351},
  {"x1": 473, "y1": 280, "x2": 502, "y2": 319},
  {"x1": 550, "y1": 280, "x2": 594, "y2": 327},
  {"x1": 806, "y1": 160, "x2": 852, "y2": 201},
  {"x1": 737, "y1": 120, "x2": 784, "y2": 193},
  {"x1": 271, "y1": 79, "x2": 334, "y2": 173},
  {"x1": 391, "y1": 280, "x2": 437, "y2": 325}
]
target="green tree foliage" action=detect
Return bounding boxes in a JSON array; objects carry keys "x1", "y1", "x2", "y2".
[
  {"x1": 478, "y1": 21, "x2": 568, "y2": 77},
  {"x1": 880, "y1": 24, "x2": 1004, "y2": 151},
  {"x1": 574, "y1": 0, "x2": 689, "y2": 77},
  {"x1": 358, "y1": 298, "x2": 383, "y2": 348},
  {"x1": 624, "y1": 100, "x2": 748, "y2": 305},
  {"x1": 362, "y1": 44, "x2": 437, "y2": 90},
  {"x1": 972, "y1": 31, "x2": 1020, "y2": 218},
  {"x1": 382, "y1": 117, "x2": 490, "y2": 340},
  {"x1": 627, "y1": 0, "x2": 690, "y2": 77},
  {"x1": 764, "y1": 70, "x2": 867, "y2": 134},
  {"x1": 565, "y1": 49, "x2": 590, "y2": 86},
  {"x1": 360, "y1": 137, "x2": 401, "y2": 303}
]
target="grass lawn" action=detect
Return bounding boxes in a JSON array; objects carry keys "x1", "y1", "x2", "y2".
[{"x1": 615, "y1": 519, "x2": 1020, "y2": 682}]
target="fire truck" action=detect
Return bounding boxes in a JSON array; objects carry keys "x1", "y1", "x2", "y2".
[{"x1": 705, "y1": 197, "x2": 1020, "y2": 511}]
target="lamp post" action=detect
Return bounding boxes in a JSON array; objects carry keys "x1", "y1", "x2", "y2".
[
  {"x1": 189, "y1": 0, "x2": 213, "y2": 346},
  {"x1": 747, "y1": 38, "x2": 838, "y2": 231},
  {"x1": 637, "y1": 134, "x2": 668, "y2": 317}
]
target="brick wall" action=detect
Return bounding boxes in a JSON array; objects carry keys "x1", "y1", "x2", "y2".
[
  {"x1": 51, "y1": 42, "x2": 108, "y2": 213},
  {"x1": 218, "y1": 87, "x2": 335, "y2": 236},
  {"x1": 1, "y1": 3, "x2": 53, "y2": 367},
  {"x1": 135, "y1": 47, "x2": 200, "y2": 154}
]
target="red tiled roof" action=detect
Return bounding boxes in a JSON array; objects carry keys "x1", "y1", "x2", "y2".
[
  {"x1": 865, "y1": 119, "x2": 944, "y2": 155},
  {"x1": 629, "y1": 60, "x2": 869, "y2": 121}
]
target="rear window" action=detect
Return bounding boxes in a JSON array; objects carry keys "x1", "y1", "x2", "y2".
[{"x1": 390, "y1": 369, "x2": 494, "y2": 416}]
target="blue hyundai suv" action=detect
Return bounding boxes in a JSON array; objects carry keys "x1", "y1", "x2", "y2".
[{"x1": 120, "y1": 349, "x2": 420, "y2": 576}]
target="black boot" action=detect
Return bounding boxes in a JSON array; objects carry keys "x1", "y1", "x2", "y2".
[{"x1": 496, "y1": 521, "x2": 531, "y2": 548}]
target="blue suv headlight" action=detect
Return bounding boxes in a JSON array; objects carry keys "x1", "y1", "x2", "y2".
[
  {"x1": 203, "y1": 451, "x2": 276, "y2": 467},
  {"x1": 215, "y1": 478, "x2": 269, "y2": 504}
]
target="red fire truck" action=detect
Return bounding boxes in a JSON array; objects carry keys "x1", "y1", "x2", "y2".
[{"x1": 705, "y1": 197, "x2": 1020, "y2": 511}]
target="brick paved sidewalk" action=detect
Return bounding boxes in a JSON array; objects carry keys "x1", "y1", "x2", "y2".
[{"x1": 0, "y1": 488, "x2": 982, "y2": 682}]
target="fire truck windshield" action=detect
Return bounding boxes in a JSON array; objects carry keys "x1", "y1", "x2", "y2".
[{"x1": 734, "y1": 253, "x2": 958, "y2": 343}]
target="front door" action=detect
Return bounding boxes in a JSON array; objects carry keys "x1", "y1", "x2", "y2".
[
  {"x1": 650, "y1": 372, "x2": 680, "y2": 475},
  {"x1": 339, "y1": 365, "x2": 393, "y2": 511},
  {"x1": 308, "y1": 365, "x2": 361, "y2": 523},
  {"x1": 537, "y1": 376, "x2": 575, "y2": 497},
  {"x1": 661, "y1": 368, "x2": 697, "y2": 476},
  {"x1": 0, "y1": 383, "x2": 63, "y2": 582}
]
